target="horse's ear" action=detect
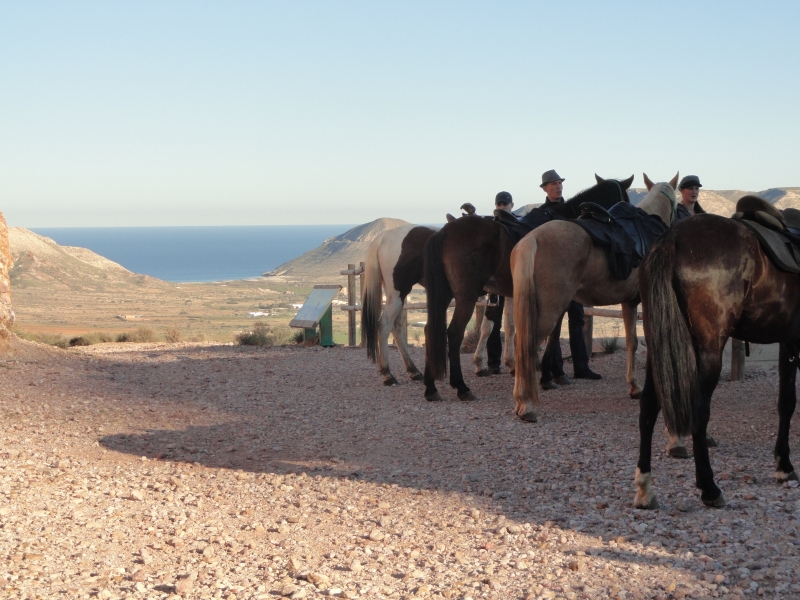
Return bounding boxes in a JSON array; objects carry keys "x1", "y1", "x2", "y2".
[
  {"x1": 620, "y1": 175, "x2": 634, "y2": 190},
  {"x1": 643, "y1": 173, "x2": 655, "y2": 191},
  {"x1": 446, "y1": 213, "x2": 456, "y2": 223},
  {"x1": 595, "y1": 173, "x2": 604, "y2": 184},
  {"x1": 670, "y1": 172, "x2": 680, "y2": 190}
]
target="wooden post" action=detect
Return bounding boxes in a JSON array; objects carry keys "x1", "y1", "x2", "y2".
[
  {"x1": 347, "y1": 263, "x2": 357, "y2": 347},
  {"x1": 359, "y1": 261, "x2": 366, "y2": 348},
  {"x1": 731, "y1": 338, "x2": 745, "y2": 381},
  {"x1": 583, "y1": 305, "x2": 594, "y2": 357}
]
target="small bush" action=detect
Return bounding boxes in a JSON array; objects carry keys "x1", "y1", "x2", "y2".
[
  {"x1": 131, "y1": 326, "x2": 156, "y2": 343},
  {"x1": 291, "y1": 330, "x2": 305, "y2": 344},
  {"x1": 13, "y1": 327, "x2": 69, "y2": 349},
  {"x1": 165, "y1": 327, "x2": 182, "y2": 343},
  {"x1": 69, "y1": 336, "x2": 91, "y2": 347},
  {"x1": 600, "y1": 336, "x2": 621, "y2": 354},
  {"x1": 116, "y1": 333, "x2": 131, "y2": 343},
  {"x1": 237, "y1": 322, "x2": 280, "y2": 347}
]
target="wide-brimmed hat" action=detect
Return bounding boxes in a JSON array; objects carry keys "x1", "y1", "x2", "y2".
[
  {"x1": 540, "y1": 169, "x2": 565, "y2": 188},
  {"x1": 495, "y1": 191, "x2": 513, "y2": 205},
  {"x1": 678, "y1": 175, "x2": 702, "y2": 190}
]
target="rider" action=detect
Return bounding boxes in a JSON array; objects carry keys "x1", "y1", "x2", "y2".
[
  {"x1": 486, "y1": 192, "x2": 513, "y2": 373},
  {"x1": 538, "y1": 170, "x2": 602, "y2": 389},
  {"x1": 675, "y1": 175, "x2": 706, "y2": 220}
]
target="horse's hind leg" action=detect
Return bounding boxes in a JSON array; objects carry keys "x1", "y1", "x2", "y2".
[
  {"x1": 774, "y1": 342, "x2": 798, "y2": 482},
  {"x1": 378, "y1": 294, "x2": 404, "y2": 386},
  {"x1": 693, "y1": 349, "x2": 725, "y2": 507},
  {"x1": 449, "y1": 297, "x2": 479, "y2": 401},
  {"x1": 634, "y1": 359, "x2": 660, "y2": 509},
  {"x1": 503, "y1": 297, "x2": 515, "y2": 374},
  {"x1": 391, "y1": 310, "x2": 423, "y2": 381},
  {"x1": 622, "y1": 301, "x2": 642, "y2": 398}
]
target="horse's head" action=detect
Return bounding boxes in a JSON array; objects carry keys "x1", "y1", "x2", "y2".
[
  {"x1": 561, "y1": 174, "x2": 634, "y2": 218},
  {"x1": 639, "y1": 172, "x2": 679, "y2": 224},
  {"x1": 595, "y1": 173, "x2": 635, "y2": 192}
]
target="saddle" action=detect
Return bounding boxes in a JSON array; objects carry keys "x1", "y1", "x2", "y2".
[
  {"x1": 732, "y1": 195, "x2": 800, "y2": 274},
  {"x1": 573, "y1": 201, "x2": 669, "y2": 280},
  {"x1": 492, "y1": 206, "x2": 564, "y2": 244}
]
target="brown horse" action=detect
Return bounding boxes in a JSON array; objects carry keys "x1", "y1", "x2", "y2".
[
  {"x1": 634, "y1": 208, "x2": 800, "y2": 509},
  {"x1": 423, "y1": 175, "x2": 633, "y2": 402},
  {"x1": 510, "y1": 174, "x2": 677, "y2": 422}
]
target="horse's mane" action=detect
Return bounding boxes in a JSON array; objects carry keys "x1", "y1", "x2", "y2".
[{"x1": 552, "y1": 180, "x2": 630, "y2": 219}]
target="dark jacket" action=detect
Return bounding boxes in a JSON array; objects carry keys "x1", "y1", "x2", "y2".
[
  {"x1": 542, "y1": 197, "x2": 563, "y2": 209},
  {"x1": 675, "y1": 201, "x2": 706, "y2": 221}
]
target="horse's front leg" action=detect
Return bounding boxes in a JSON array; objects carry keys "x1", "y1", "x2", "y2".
[
  {"x1": 621, "y1": 301, "x2": 641, "y2": 398},
  {"x1": 775, "y1": 342, "x2": 798, "y2": 482},
  {"x1": 634, "y1": 359, "x2": 660, "y2": 509},
  {"x1": 502, "y1": 297, "x2": 515, "y2": 374},
  {"x1": 391, "y1": 308, "x2": 423, "y2": 381},
  {"x1": 473, "y1": 309, "x2": 494, "y2": 376},
  {"x1": 448, "y1": 297, "x2": 479, "y2": 401},
  {"x1": 378, "y1": 295, "x2": 404, "y2": 386}
]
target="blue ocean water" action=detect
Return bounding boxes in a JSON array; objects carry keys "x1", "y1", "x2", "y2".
[{"x1": 31, "y1": 226, "x2": 356, "y2": 283}]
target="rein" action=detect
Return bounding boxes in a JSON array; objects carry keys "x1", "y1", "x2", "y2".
[{"x1": 659, "y1": 186, "x2": 678, "y2": 224}]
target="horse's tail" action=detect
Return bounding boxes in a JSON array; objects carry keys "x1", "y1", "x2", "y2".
[
  {"x1": 424, "y1": 230, "x2": 452, "y2": 380},
  {"x1": 511, "y1": 235, "x2": 539, "y2": 402},
  {"x1": 361, "y1": 236, "x2": 383, "y2": 362},
  {"x1": 640, "y1": 234, "x2": 697, "y2": 436}
]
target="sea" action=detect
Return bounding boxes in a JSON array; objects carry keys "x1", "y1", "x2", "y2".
[{"x1": 31, "y1": 225, "x2": 356, "y2": 283}]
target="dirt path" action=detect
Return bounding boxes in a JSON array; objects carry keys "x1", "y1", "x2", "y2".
[{"x1": 1, "y1": 339, "x2": 798, "y2": 599}]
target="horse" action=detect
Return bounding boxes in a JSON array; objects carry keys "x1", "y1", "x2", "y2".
[
  {"x1": 423, "y1": 175, "x2": 634, "y2": 402},
  {"x1": 362, "y1": 224, "x2": 437, "y2": 385},
  {"x1": 510, "y1": 174, "x2": 677, "y2": 423},
  {"x1": 633, "y1": 205, "x2": 800, "y2": 510}
]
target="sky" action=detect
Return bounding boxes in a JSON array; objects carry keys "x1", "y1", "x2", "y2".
[{"x1": 2, "y1": 1, "x2": 799, "y2": 227}]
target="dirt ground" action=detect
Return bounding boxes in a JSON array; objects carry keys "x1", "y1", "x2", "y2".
[{"x1": 1, "y1": 338, "x2": 799, "y2": 600}]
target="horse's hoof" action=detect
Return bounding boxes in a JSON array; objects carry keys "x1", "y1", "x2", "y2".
[
  {"x1": 702, "y1": 493, "x2": 726, "y2": 508},
  {"x1": 775, "y1": 470, "x2": 798, "y2": 482},
  {"x1": 667, "y1": 446, "x2": 690, "y2": 459},
  {"x1": 458, "y1": 390, "x2": 478, "y2": 402},
  {"x1": 629, "y1": 389, "x2": 642, "y2": 400},
  {"x1": 633, "y1": 494, "x2": 659, "y2": 510},
  {"x1": 425, "y1": 392, "x2": 445, "y2": 402},
  {"x1": 706, "y1": 434, "x2": 719, "y2": 447},
  {"x1": 475, "y1": 369, "x2": 491, "y2": 377},
  {"x1": 383, "y1": 376, "x2": 399, "y2": 386},
  {"x1": 518, "y1": 410, "x2": 538, "y2": 423},
  {"x1": 409, "y1": 372, "x2": 423, "y2": 382}
]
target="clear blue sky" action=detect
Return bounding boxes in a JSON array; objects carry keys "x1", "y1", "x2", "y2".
[{"x1": 2, "y1": 1, "x2": 798, "y2": 227}]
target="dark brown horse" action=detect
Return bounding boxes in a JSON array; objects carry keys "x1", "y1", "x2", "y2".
[
  {"x1": 634, "y1": 211, "x2": 800, "y2": 509},
  {"x1": 423, "y1": 176, "x2": 634, "y2": 402}
]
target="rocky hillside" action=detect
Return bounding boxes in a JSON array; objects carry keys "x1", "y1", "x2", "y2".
[
  {"x1": 265, "y1": 218, "x2": 411, "y2": 278},
  {"x1": 628, "y1": 187, "x2": 800, "y2": 216},
  {"x1": 9, "y1": 227, "x2": 170, "y2": 292}
]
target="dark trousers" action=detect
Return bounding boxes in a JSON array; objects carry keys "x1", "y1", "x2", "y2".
[
  {"x1": 540, "y1": 301, "x2": 590, "y2": 382},
  {"x1": 486, "y1": 296, "x2": 505, "y2": 368}
]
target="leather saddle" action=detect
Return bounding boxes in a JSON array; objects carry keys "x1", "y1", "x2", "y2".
[
  {"x1": 732, "y1": 195, "x2": 800, "y2": 274},
  {"x1": 578, "y1": 201, "x2": 658, "y2": 261}
]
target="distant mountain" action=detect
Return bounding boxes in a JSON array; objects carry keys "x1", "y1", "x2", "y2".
[
  {"x1": 628, "y1": 187, "x2": 800, "y2": 216},
  {"x1": 9, "y1": 227, "x2": 170, "y2": 291},
  {"x1": 265, "y1": 218, "x2": 410, "y2": 278}
]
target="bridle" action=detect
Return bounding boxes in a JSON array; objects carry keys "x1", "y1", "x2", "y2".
[{"x1": 658, "y1": 184, "x2": 678, "y2": 224}]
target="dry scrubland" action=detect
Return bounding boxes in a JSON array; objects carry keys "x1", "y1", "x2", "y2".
[{"x1": 2, "y1": 338, "x2": 800, "y2": 600}]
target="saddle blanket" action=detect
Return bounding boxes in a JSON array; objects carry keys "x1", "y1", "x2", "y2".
[{"x1": 572, "y1": 202, "x2": 668, "y2": 280}]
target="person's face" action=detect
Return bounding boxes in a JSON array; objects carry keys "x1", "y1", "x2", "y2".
[
  {"x1": 496, "y1": 202, "x2": 514, "y2": 213},
  {"x1": 543, "y1": 180, "x2": 563, "y2": 201},
  {"x1": 680, "y1": 186, "x2": 699, "y2": 205}
]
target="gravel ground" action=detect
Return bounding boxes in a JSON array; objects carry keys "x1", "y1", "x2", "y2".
[{"x1": 1, "y1": 338, "x2": 799, "y2": 600}]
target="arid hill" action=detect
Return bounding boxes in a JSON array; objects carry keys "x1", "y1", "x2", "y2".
[
  {"x1": 9, "y1": 227, "x2": 170, "y2": 292},
  {"x1": 628, "y1": 187, "x2": 799, "y2": 216},
  {"x1": 264, "y1": 217, "x2": 411, "y2": 278}
]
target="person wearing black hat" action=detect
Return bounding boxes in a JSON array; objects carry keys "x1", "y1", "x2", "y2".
[
  {"x1": 675, "y1": 175, "x2": 706, "y2": 221},
  {"x1": 485, "y1": 191, "x2": 514, "y2": 373},
  {"x1": 537, "y1": 170, "x2": 602, "y2": 388}
]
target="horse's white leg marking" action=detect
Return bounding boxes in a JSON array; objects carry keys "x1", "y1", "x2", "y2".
[
  {"x1": 473, "y1": 315, "x2": 494, "y2": 373},
  {"x1": 775, "y1": 457, "x2": 799, "y2": 482},
  {"x1": 665, "y1": 429, "x2": 689, "y2": 459},
  {"x1": 633, "y1": 467, "x2": 658, "y2": 509},
  {"x1": 379, "y1": 292, "x2": 403, "y2": 383},
  {"x1": 392, "y1": 308, "x2": 421, "y2": 377},
  {"x1": 503, "y1": 297, "x2": 515, "y2": 371}
]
